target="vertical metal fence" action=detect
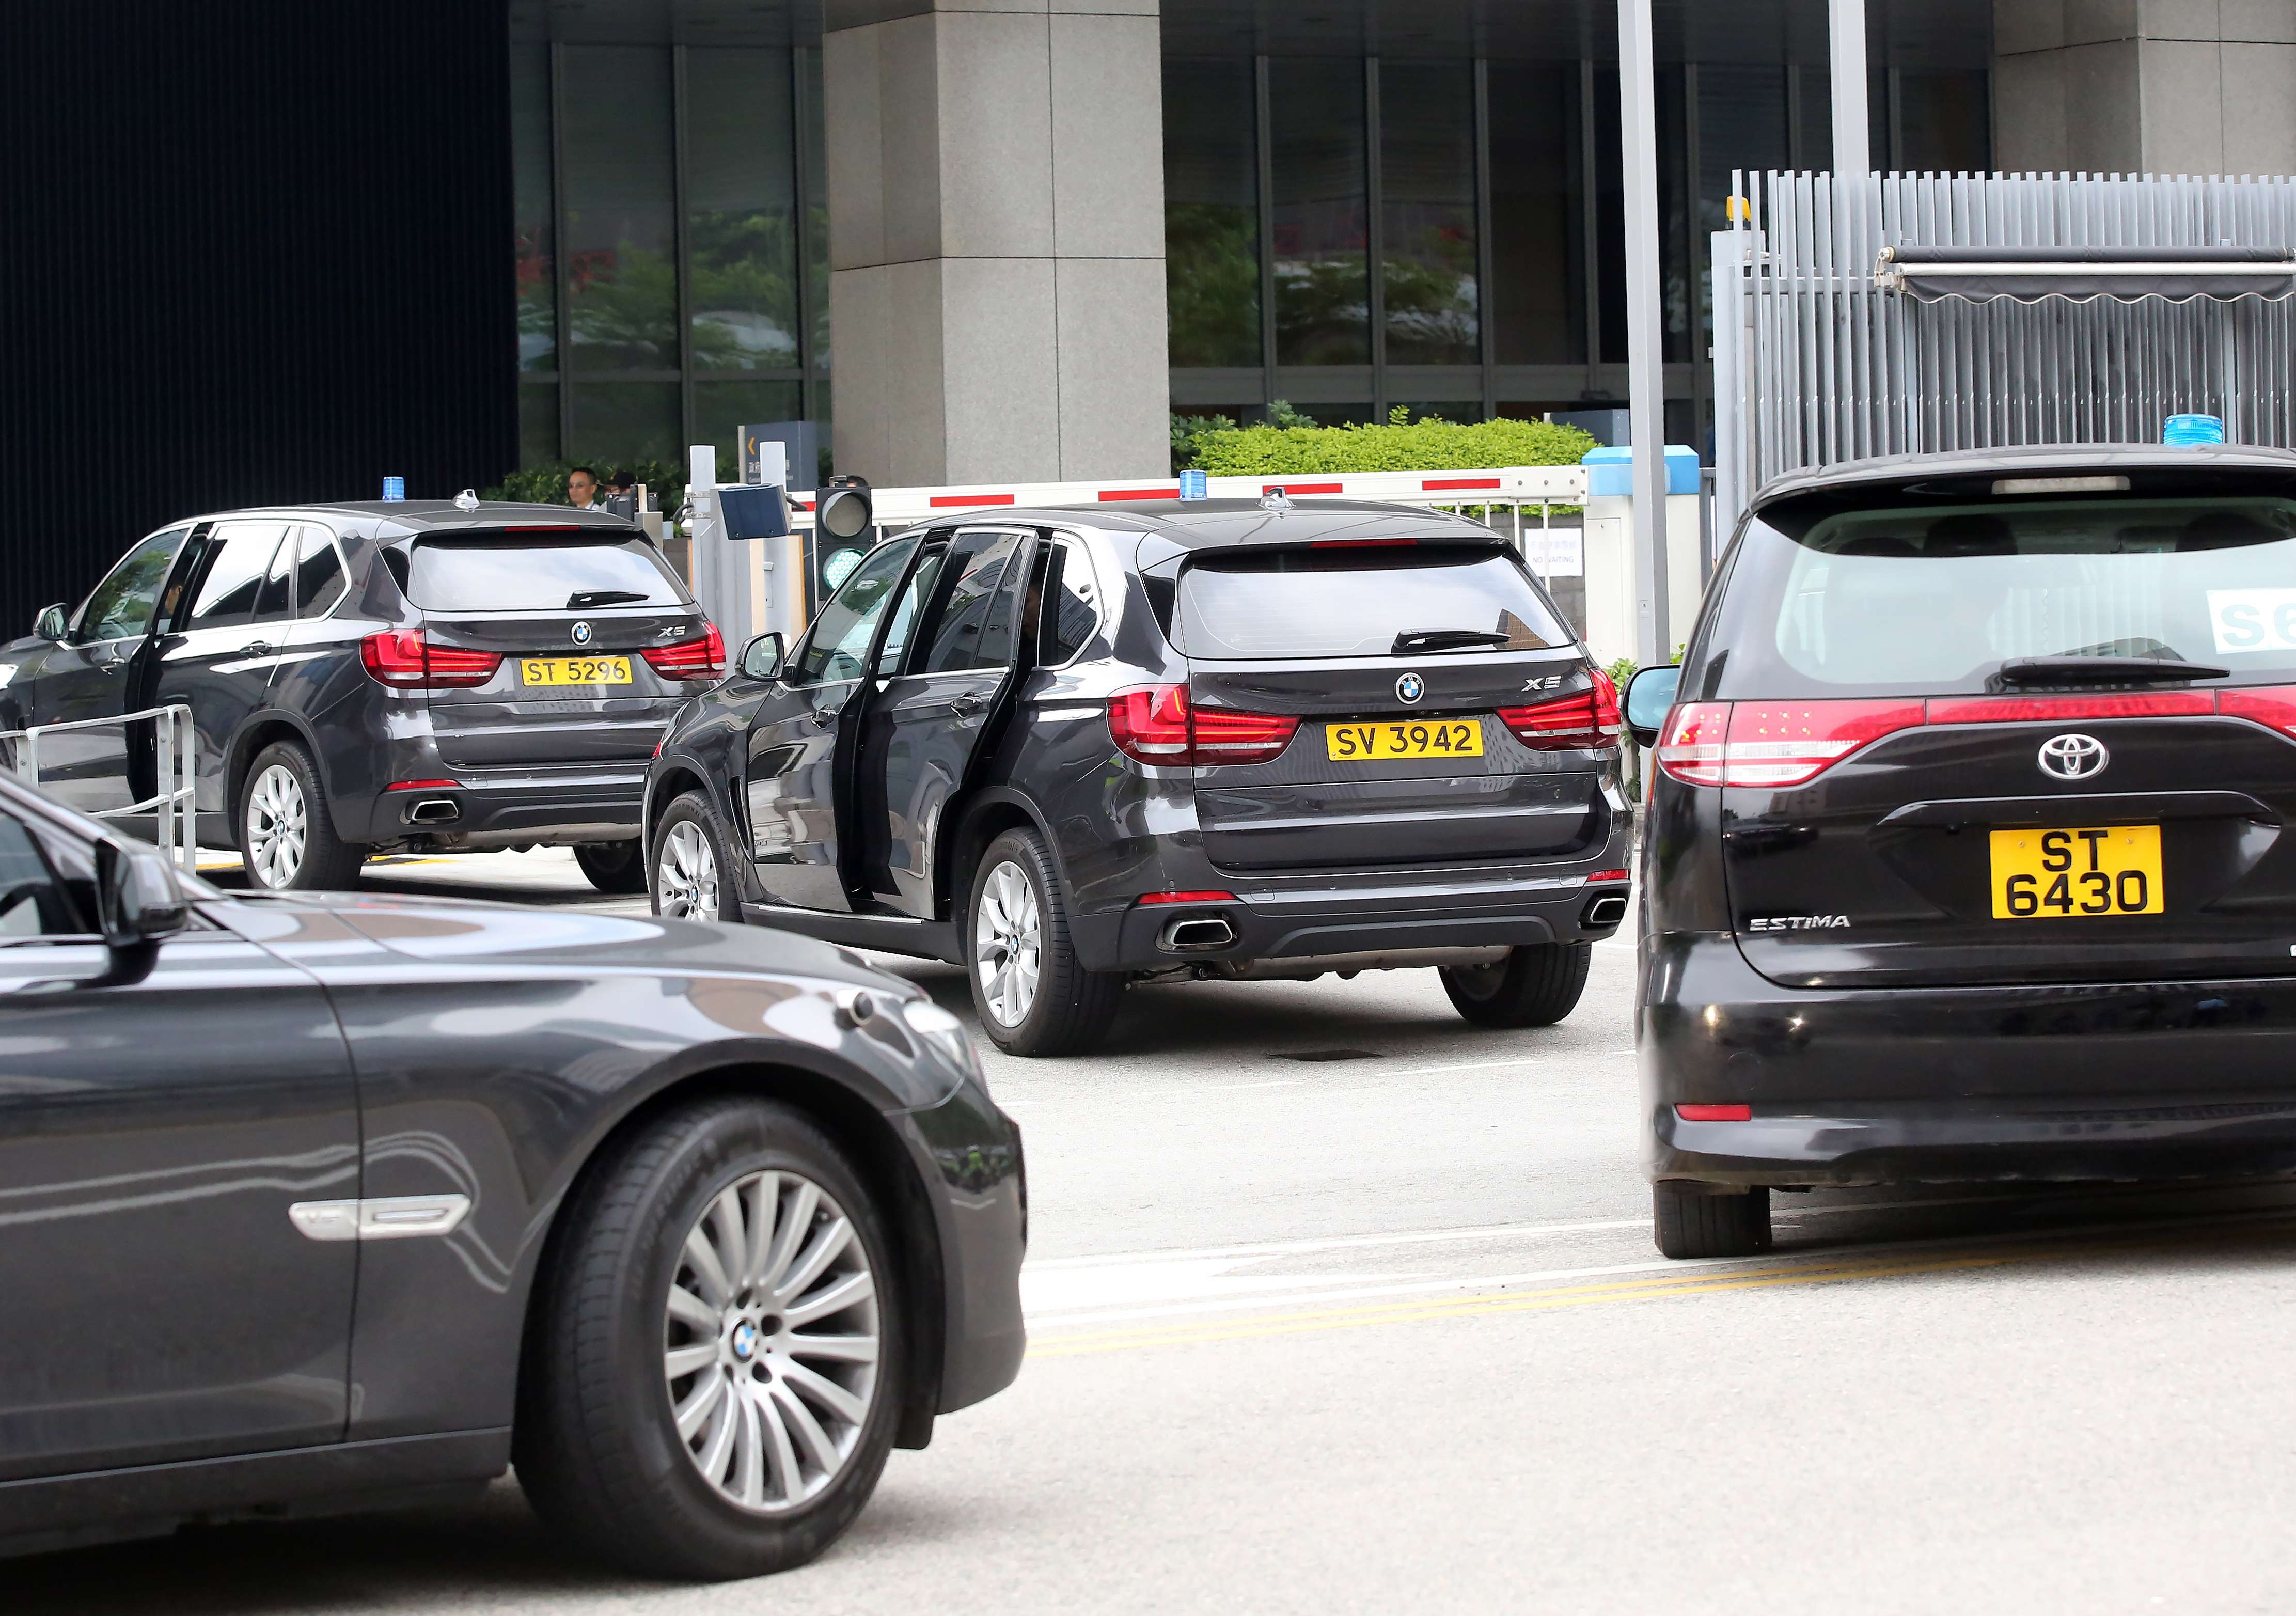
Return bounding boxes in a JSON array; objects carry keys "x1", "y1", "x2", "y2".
[{"x1": 1712, "y1": 172, "x2": 2296, "y2": 534}]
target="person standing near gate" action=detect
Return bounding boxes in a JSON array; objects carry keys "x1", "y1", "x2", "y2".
[{"x1": 566, "y1": 467, "x2": 604, "y2": 510}]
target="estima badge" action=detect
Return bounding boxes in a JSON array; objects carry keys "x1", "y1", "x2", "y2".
[
  {"x1": 1396, "y1": 671, "x2": 1424, "y2": 704},
  {"x1": 571, "y1": 620, "x2": 593, "y2": 646},
  {"x1": 2037, "y1": 732, "x2": 2108, "y2": 781}
]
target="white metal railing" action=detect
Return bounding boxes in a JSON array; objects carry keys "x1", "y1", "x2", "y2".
[{"x1": 0, "y1": 704, "x2": 198, "y2": 872}]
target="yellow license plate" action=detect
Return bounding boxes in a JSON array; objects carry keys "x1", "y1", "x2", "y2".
[
  {"x1": 1325, "y1": 719, "x2": 1485, "y2": 762},
  {"x1": 520, "y1": 656, "x2": 632, "y2": 686},
  {"x1": 1988, "y1": 825, "x2": 2163, "y2": 918}
]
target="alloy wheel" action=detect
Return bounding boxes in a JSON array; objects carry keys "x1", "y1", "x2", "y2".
[
  {"x1": 656, "y1": 820, "x2": 720, "y2": 918},
  {"x1": 662, "y1": 1169, "x2": 880, "y2": 1513},
  {"x1": 972, "y1": 859, "x2": 1041, "y2": 1027},
  {"x1": 246, "y1": 763, "x2": 308, "y2": 888}
]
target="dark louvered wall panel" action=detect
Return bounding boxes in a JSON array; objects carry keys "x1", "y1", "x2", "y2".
[{"x1": 0, "y1": 2, "x2": 514, "y2": 626}]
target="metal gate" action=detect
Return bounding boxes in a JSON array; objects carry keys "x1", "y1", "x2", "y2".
[{"x1": 1711, "y1": 171, "x2": 2296, "y2": 533}]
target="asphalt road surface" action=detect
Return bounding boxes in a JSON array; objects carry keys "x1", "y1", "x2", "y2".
[{"x1": 21, "y1": 851, "x2": 2296, "y2": 1611}]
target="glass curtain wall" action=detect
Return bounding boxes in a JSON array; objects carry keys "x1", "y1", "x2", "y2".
[
  {"x1": 1165, "y1": 50, "x2": 1992, "y2": 452},
  {"x1": 513, "y1": 20, "x2": 827, "y2": 478}
]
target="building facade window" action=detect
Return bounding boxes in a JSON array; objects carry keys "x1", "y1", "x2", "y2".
[
  {"x1": 1270, "y1": 59, "x2": 1370, "y2": 378},
  {"x1": 1163, "y1": 58, "x2": 1262, "y2": 373},
  {"x1": 512, "y1": 5, "x2": 827, "y2": 479}
]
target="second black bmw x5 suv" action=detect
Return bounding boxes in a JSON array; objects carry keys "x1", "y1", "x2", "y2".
[{"x1": 646, "y1": 498, "x2": 1632, "y2": 1055}]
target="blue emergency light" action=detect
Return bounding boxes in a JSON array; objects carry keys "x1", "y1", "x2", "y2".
[
  {"x1": 2163, "y1": 414, "x2": 2225, "y2": 446},
  {"x1": 381, "y1": 475, "x2": 406, "y2": 501},
  {"x1": 1179, "y1": 469, "x2": 1208, "y2": 500}
]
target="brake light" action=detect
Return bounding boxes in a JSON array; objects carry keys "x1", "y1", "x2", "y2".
[
  {"x1": 1108, "y1": 685, "x2": 1297, "y2": 766},
  {"x1": 1655, "y1": 700, "x2": 1926, "y2": 788},
  {"x1": 359, "y1": 630, "x2": 501, "y2": 689},
  {"x1": 640, "y1": 621, "x2": 726, "y2": 680},
  {"x1": 1929, "y1": 692, "x2": 2214, "y2": 724},
  {"x1": 2218, "y1": 685, "x2": 2296, "y2": 733},
  {"x1": 1136, "y1": 890, "x2": 1238, "y2": 905},
  {"x1": 1498, "y1": 669, "x2": 1623, "y2": 750}
]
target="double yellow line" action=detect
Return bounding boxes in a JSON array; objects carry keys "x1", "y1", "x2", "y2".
[{"x1": 1028, "y1": 1221, "x2": 2286, "y2": 1359}]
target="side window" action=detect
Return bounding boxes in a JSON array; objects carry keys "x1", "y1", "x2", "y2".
[
  {"x1": 876, "y1": 547, "x2": 948, "y2": 677},
  {"x1": 184, "y1": 522, "x2": 289, "y2": 631},
  {"x1": 253, "y1": 528, "x2": 297, "y2": 621},
  {"x1": 790, "y1": 537, "x2": 919, "y2": 685},
  {"x1": 1041, "y1": 538, "x2": 1101, "y2": 664},
  {"x1": 0, "y1": 813, "x2": 85, "y2": 940},
  {"x1": 918, "y1": 531, "x2": 1025, "y2": 674},
  {"x1": 292, "y1": 526, "x2": 348, "y2": 617},
  {"x1": 75, "y1": 528, "x2": 188, "y2": 644}
]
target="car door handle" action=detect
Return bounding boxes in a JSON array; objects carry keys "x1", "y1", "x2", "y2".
[
  {"x1": 243, "y1": 641, "x2": 274, "y2": 657},
  {"x1": 950, "y1": 691, "x2": 986, "y2": 715},
  {"x1": 808, "y1": 710, "x2": 837, "y2": 729}
]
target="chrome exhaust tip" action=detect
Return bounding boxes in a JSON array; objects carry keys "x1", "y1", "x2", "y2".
[
  {"x1": 1160, "y1": 915, "x2": 1236, "y2": 952},
  {"x1": 407, "y1": 798, "x2": 461, "y2": 826},
  {"x1": 1582, "y1": 891, "x2": 1628, "y2": 929}
]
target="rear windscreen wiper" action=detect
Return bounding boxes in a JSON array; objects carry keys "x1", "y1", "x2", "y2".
[
  {"x1": 566, "y1": 589, "x2": 649, "y2": 609},
  {"x1": 1391, "y1": 628, "x2": 1514, "y2": 654},
  {"x1": 1998, "y1": 655, "x2": 2230, "y2": 684}
]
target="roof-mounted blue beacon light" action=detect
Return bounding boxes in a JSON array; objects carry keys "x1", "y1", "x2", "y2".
[
  {"x1": 381, "y1": 475, "x2": 406, "y2": 501},
  {"x1": 1178, "y1": 468, "x2": 1208, "y2": 500},
  {"x1": 2164, "y1": 413, "x2": 2225, "y2": 446}
]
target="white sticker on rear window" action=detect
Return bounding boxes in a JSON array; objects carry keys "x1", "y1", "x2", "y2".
[{"x1": 2208, "y1": 588, "x2": 2296, "y2": 653}]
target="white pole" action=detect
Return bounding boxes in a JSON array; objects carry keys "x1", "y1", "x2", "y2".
[
  {"x1": 1830, "y1": 0, "x2": 1871, "y2": 178},
  {"x1": 1617, "y1": 0, "x2": 1669, "y2": 668}
]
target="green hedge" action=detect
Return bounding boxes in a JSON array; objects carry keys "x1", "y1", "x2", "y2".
[
  {"x1": 1174, "y1": 405, "x2": 1596, "y2": 481},
  {"x1": 482, "y1": 460, "x2": 688, "y2": 513}
]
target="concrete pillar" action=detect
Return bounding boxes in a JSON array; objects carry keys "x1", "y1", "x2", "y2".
[
  {"x1": 823, "y1": 0, "x2": 1169, "y2": 488},
  {"x1": 1994, "y1": 2, "x2": 2296, "y2": 175}
]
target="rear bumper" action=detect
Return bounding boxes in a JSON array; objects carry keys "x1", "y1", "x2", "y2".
[
  {"x1": 344, "y1": 766, "x2": 647, "y2": 846},
  {"x1": 1086, "y1": 867, "x2": 1630, "y2": 974},
  {"x1": 1643, "y1": 930, "x2": 2296, "y2": 1187}
]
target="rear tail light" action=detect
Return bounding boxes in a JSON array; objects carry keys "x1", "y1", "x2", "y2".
[
  {"x1": 1108, "y1": 685, "x2": 1297, "y2": 767},
  {"x1": 1654, "y1": 686, "x2": 2296, "y2": 791},
  {"x1": 640, "y1": 621, "x2": 727, "y2": 680},
  {"x1": 1498, "y1": 668, "x2": 1623, "y2": 750},
  {"x1": 360, "y1": 630, "x2": 501, "y2": 689}
]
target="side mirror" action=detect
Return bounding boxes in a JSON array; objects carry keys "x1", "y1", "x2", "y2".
[
  {"x1": 740, "y1": 632, "x2": 785, "y2": 681},
  {"x1": 95, "y1": 839, "x2": 188, "y2": 950},
  {"x1": 33, "y1": 604, "x2": 67, "y2": 642},
  {"x1": 1623, "y1": 664, "x2": 1682, "y2": 748}
]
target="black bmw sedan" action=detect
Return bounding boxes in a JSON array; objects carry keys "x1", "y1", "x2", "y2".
[{"x1": 0, "y1": 774, "x2": 1022, "y2": 1577}]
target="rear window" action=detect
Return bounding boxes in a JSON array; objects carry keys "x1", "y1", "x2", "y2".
[
  {"x1": 1174, "y1": 547, "x2": 1570, "y2": 661},
  {"x1": 1703, "y1": 495, "x2": 2296, "y2": 697},
  {"x1": 403, "y1": 536, "x2": 688, "y2": 611}
]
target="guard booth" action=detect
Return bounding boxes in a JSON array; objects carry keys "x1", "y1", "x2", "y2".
[{"x1": 1710, "y1": 172, "x2": 2296, "y2": 539}]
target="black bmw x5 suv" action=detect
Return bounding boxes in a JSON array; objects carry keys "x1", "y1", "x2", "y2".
[
  {"x1": 1, "y1": 501, "x2": 720, "y2": 893},
  {"x1": 646, "y1": 498, "x2": 1632, "y2": 1055},
  {"x1": 1630, "y1": 444, "x2": 2296, "y2": 1259}
]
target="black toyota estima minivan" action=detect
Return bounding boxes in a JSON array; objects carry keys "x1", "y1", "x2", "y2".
[{"x1": 1628, "y1": 444, "x2": 2296, "y2": 1259}]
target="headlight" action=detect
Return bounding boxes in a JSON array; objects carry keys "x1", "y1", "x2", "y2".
[{"x1": 900, "y1": 998, "x2": 982, "y2": 1080}]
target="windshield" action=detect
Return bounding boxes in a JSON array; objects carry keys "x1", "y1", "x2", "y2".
[
  {"x1": 1174, "y1": 548, "x2": 1569, "y2": 661},
  {"x1": 1701, "y1": 495, "x2": 2296, "y2": 697},
  {"x1": 405, "y1": 536, "x2": 687, "y2": 611}
]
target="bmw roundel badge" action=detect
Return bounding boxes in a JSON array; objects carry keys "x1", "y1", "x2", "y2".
[
  {"x1": 571, "y1": 620, "x2": 593, "y2": 646},
  {"x1": 1395, "y1": 671, "x2": 1425, "y2": 705}
]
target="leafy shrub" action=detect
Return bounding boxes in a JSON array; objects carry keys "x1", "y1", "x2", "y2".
[
  {"x1": 483, "y1": 460, "x2": 687, "y2": 514},
  {"x1": 1174, "y1": 405, "x2": 1595, "y2": 482}
]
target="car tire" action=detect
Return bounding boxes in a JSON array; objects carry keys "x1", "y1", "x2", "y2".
[
  {"x1": 652, "y1": 792, "x2": 740, "y2": 922},
  {"x1": 574, "y1": 839, "x2": 648, "y2": 894},
  {"x1": 1438, "y1": 942, "x2": 1592, "y2": 1028},
  {"x1": 238, "y1": 739, "x2": 366, "y2": 892},
  {"x1": 516, "y1": 1097, "x2": 905, "y2": 1581},
  {"x1": 966, "y1": 827, "x2": 1119, "y2": 1057},
  {"x1": 1652, "y1": 1183, "x2": 1772, "y2": 1260}
]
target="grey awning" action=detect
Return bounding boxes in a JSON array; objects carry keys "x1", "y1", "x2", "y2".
[{"x1": 1876, "y1": 244, "x2": 2296, "y2": 304}]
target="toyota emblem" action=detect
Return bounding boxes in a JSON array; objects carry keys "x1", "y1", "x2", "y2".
[
  {"x1": 1395, "y1": 672, "x2": 1425, "y2": 705},
  {"x1": 571, "y1": 620, "x2": 593, "y2": 646},
  {"x1": 2037, "y1": 732, "x2": 2108, "y2": 781}
]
